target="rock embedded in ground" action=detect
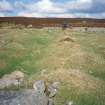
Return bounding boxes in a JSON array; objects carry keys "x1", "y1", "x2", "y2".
[
  {"x1": 48, "y1": 88, "x2": 57, "y2": 98},
  {"x1": 0, "y1": 89, "x2": 49, "y2": 105},
  {"x1": 0, "y1": 80, "x2": 59, "y2": 105},
  {"x1": 0, "y1": 91, "x2": 22, "y2": 105},
  {"x1": 0, "y1": 70, "x2": 24, "y2": 89},
  {"x1": 33, "y1": 80, "x2": 46, "y2": 93},
  {"x1": 48, "y1": 82, "x2": 60, "y2": 98},
  {"x1": 10, "y1": 89, "x2": 48, "y2": 105}
]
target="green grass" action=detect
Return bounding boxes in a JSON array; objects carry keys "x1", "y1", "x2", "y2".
[
  {"x1": 71, "y1": 31, "x2": 105, "y2": 80},
  {"x1": 0, "y1": 28, "x2": 59, "y2": 76},
  {"x1": 0, "y1": 27, "x2": 105, "y2": 105},
  {"x1": 55, "y1": 86, "x2": 105, "y2": 105}
]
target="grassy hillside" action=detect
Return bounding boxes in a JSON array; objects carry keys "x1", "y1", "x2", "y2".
[{"x1": 0, "y1": 27, "x2": 105, "y2": 105}]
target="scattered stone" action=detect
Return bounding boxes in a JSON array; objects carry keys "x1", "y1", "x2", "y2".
[
  {"x1": 33, "y1": 80, "x2": 46, "y2": 93},
  {"x1": 48, "y1": 82, "x2": 60, "y2": 98}
]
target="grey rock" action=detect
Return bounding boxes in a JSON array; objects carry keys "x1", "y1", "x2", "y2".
[
  {"x1": 33, "y1": 80, "x2": 46, "y2": 93},
  {"x1": 0, "y1": 81, "x2": 59, "y2": 105},
  {"x1": 0, "y1": 91, "x2": 22, "y2": 105},
  {"x1": 48, "y1": 88, "x2": 57, "y2": 98},
  {"x1": 0, "y1": 89, "x2": 48, "y2": 105},
  {"x1": 48, "y1": 82, "x2": 60, "y2": 98}
]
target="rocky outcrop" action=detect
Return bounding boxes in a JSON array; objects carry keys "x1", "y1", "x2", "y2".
[
  {"x1": 0, "y1": 80, "x2": 60, "y2": 105},
  {"x1": 10, "y1": 89, "x2": 48, "y2": 105},
  {"x1": 0, "y1": 89, "x2": 48, "y2": 105}
]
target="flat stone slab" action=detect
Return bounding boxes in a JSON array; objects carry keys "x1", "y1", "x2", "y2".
[{"x1": 0, "y1": 89, "x2": 48, "y2": 105}]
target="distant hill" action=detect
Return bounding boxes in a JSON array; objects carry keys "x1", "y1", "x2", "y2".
[{"x1": 0, "y1": 17, "x2": 105, "y2": 27}]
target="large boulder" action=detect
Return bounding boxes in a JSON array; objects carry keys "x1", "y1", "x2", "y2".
[
  {"x1": 0, "y1": 89, "x2": 48, "y2": 105},
  {"x1": 10, "y1": 89, "x2": 48, "y2": 105}
]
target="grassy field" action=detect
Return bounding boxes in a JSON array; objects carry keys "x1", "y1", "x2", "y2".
[{"x1": 0, "y1": 26, "x2": 105, "y2": 105}]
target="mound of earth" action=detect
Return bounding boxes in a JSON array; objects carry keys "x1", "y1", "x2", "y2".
[
  {"x1": 6, "y1": 42, "x2": 25, "y2": 50},
  {"x1": 60, "y1": 36, "x2": 75, "y2": 43}
]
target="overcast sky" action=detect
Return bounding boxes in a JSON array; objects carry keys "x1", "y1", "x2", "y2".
[{"x1": 0, "y1": 0, "x2": 105, "y2": 18}]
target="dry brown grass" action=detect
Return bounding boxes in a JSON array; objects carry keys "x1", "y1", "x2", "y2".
[{"x1": 38, "y1": 69, "x2": 105, "y2": 92}]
